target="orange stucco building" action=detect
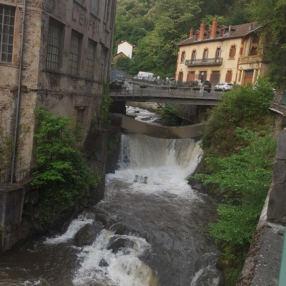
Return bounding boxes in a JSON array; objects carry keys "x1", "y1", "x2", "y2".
[{"x1": 176, "y1": 19, "x2": 269, "y2": 86}]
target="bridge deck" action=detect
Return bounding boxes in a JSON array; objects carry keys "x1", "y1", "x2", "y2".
[{"x1": 110, "y1": 87, "x2": 222, "y2": 105}]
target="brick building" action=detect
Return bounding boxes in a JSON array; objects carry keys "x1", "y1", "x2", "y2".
[
  {"x1": 176, "y1": 18, "x2": 269, "y2": 86},
  {"x1": 0, "y1": 0, "x2": 116, "y2": 180}
]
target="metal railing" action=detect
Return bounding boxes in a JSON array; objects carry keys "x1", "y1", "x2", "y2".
[
  {"x1": 110, "y1": 67, "x2": 126, "y2": 84},
  {"x1": 278, "y1": 229, "x2": 286, "y2": 286},
  {"x1": 185, "y1": 57, "x2": 223, "y2": 66},
  {"x1": 109, "y1": 85, "x2": 222, "y2": 102}
]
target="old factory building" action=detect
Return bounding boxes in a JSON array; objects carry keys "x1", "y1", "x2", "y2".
[
  {"x1": 0, "y1": 0, "x2": 116, "y2": 179},
  {"x1": 176, "y1": 18, "x2": 269, "y2": 86}
]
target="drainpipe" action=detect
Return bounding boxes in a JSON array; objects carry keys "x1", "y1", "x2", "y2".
[{"x1": 11, "y1": 0, "x2": 27, "y2": 183}]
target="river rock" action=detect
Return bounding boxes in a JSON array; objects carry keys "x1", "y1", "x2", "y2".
[
  {"x1": 191, "y1": 267, "x2": 223, "y2": 286},
  {"x1": 74, "y1": 223, "x2": 104, "y2": 247},
  {"x1": 82, "y1": 207, "x2": 108, "y2": 226},
  {"x1": 193, "y1": 184, "x2": 202, "y2": 191},
  {"x1": 107, "y1": 237, "x2": 135, "y2": 253},
  {"x1": 99, "y1": 259, "x2": 109, "y2": 267}
]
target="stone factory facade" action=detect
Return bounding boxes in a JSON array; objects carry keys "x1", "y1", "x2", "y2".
[
  {"x1": 0, "y1": 0, "x2": 116, "y2": 180},
  {"x1": 176, "y1": 18, "x2": 269, "y2": 86}
]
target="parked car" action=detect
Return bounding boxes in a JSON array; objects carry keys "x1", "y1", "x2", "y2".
[
  {"x1": 215, "y1": 83, "x2": 233, "y2": 91},
  {"x1": 191, "y1": 80, "x2": 211, "y2": 92}
]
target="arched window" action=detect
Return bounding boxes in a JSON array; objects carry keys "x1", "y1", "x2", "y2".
[
  {"x1": 225, "y1": 70, "x2": 232, "y2": 83},
  {"x1": 220, "y1": 27, "x2": 225, "y2": 37},
  {"x1": 203, "y1": 48, "x2": 208, "y2": 59},
  {"x1": 191, "y1": 50, "x2": 196, "y2": 60},
  {"x1": 229, "y1": 45, "x2": 236, "y2": 58},
  {"x1": 181, "y1": 51, "x2": 186, "y2": 62}
]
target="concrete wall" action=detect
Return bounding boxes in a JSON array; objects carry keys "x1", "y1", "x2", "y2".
[
  {"x1": 0, "y1": 0, "x2": 116, "y2": 180},
  {"x1": 121, "y1": 115, "x2": 205, "y2": 139}
]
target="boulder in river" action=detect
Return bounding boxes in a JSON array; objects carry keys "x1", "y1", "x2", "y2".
[
  {"x1": 74, "y1": 223, "x2": 104, "y2": 247},
  {"x1": 107, "y1": 237, "x2": 135, "y2": 253}
]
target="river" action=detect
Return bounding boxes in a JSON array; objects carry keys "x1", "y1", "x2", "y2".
[{"x1": 0, "y1": 109, "x2": 222, "y2": 286}]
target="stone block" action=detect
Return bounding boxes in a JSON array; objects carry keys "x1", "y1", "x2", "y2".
[
  {"x1": 276, "y1": 130, "x2": 286, "y2": 160},
  {"x1": 0, "y1": 184, "x2": 25, "y2": 228},
  {"x1": 267, "y1": 183, "x2": 286, "y2": 224},
  {"x1": 272, "y1": 161, "x2": 286, "y2": 185}
]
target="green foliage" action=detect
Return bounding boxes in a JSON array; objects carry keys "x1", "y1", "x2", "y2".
[
  {"x1": 100, "y1": 82, "x2": 112, "y2": 129},
  {"x1": 114, "y1": 0, "x2": 251, "y2": 77},
  {"x1": 203, "y1": 77, "x2": 275, "y2": 154},
  {"x1": 32, "y1": 109, "x2": 100, "y2": 223},
  {"x1": 0, "y1": 127, "x2": 14, "y2": 180},
  {"x1": 114, "y1": 56, "x2": 132, "y2": 71},
  {"x1": 162, "y1": 104, "x2": 181, "y2": 126},
  {"x1": 107, "y1": 132, "x2": 121, "y2": 155},
  {"x1": 193, "y1": 128, "x2": 276, "y2": 246}
]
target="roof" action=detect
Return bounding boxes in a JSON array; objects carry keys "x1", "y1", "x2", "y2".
[
  {"x1": 177, "y1": 22, "x2": 261, "y2": 47},
  {"x1": 117, "y1": 40, "x2": 136, "y2": 47},
  {"x1": 113, "y1": 52, "x2": 128, "y2": 59}
]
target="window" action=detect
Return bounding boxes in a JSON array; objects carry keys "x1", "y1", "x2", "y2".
[
  {"x1": 220, "y1": 28, "x2": 225, "y2": 37},
  {"x1": 253, "y1": 35, "x2": 259, "y2": 44},
  {"x1": 216, "y1": 48, "x2": 221, "y2": 58},
  {"x1": 105, "y1": 0, "x2": 111, "y2": 24},
  {"x1": 203, "y1": 49, "x2": 208, "y2": 59},
  {"x1": 91, "y1": 0, "x2": 99, "y2": 16},
  {"x1": 250, "y1": 46, "x2": 257, "y2": 56},
  {"x1": 85, "y1": 39, "x2": 96, "y2": 78},
  {"x1": 229, "y1": 45, "x2": 236, "y2": 58},
  {"x1": 68, "y1": 30, "x2": 82, "y2": 75},
  {"x1": 75, "y1": 0, "x2": 85, "y2": 6},
  {"x1": 225, "y1": 70, "x2": 232, "y2": 83},
  {"x1": 191, "y1": 50, "x2": 196, "y2": 60},
  {"x1": 47, "y1": 18, "x2": 63, "y2": 71},
  {"x1": 200, "y1": 71, "x2": 207, "y2": 81},
  {"x1": 181, "y1": 51, "x2": 185, "y2": 62},
  {"x1": 99, "y1": 46, "x2": 107, "y2": 81},
  {"x1": 0, "y1": 5, "x2": 15, "y2": 63}
]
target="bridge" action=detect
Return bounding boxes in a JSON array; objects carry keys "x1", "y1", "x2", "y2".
[{"x1": 110, "y1": 86, "x2": 222, "y2": 105}]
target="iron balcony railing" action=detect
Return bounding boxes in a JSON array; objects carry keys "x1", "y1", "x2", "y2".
[{"x1": 185, "y1": 57, "x2": 223, "y2": 66}]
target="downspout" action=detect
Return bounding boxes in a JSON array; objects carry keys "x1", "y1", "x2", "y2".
[{"x1": 11, "y1": 0, "x2": 27, "y2": 183}]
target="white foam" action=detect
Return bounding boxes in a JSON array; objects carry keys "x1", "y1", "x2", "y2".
[
  {"x1": 107, "y1": 135, "x2": 203, "y2": 198},
  {"x1": 126, "y1": 106, "x2": 161, "y2": 124},
  {"x1": 73, "y1": 230, "x2": 154, "y2": 286},
  {"x1": 44, "y1": 216, "x2": 94, "y2": 244}
]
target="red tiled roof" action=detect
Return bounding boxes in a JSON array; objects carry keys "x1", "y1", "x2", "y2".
[{"x1": 177, "y1": 22, "x2": 261, "y2": 46}]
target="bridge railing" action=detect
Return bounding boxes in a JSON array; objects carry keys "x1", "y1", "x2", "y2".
[{"x1": 110, "y1": 86, "x2": 222, "y2": 102}]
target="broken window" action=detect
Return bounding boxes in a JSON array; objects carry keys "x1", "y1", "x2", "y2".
[{"x1": 0, "y1": 4, "x2": 15, "y2": 63}]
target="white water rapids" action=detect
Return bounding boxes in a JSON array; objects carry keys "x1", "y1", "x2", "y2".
[{"x1": 0, "y1": 130, "x2": 222, "y2": 286}]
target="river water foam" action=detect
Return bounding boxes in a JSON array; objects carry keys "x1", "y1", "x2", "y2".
[{"x1": 0, "y1": 132, "x2": 222, "y2": 286}]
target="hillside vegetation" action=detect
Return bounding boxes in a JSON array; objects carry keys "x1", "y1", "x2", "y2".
[{"x1": 114, "y1": 0, "x2": 286, "y2": 88}]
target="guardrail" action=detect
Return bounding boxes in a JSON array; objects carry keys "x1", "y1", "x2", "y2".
[{"x1": 278, "y1": 230, "x2": 286, "y2": 286}]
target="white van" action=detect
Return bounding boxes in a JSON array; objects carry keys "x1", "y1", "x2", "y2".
[{"x1": 137, "y1": 71, "x2": 154, "y2": 79}]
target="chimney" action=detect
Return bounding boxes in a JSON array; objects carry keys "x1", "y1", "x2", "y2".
[
  {"x1": 190, "y1": 28, "x2": 193, "y2": 38},
  {"x1": 210, "y1": 18, "x2": 217, "y2": 38},
  {"x1": 199, "y1": 21, "x2": 205, "y2": 40}
]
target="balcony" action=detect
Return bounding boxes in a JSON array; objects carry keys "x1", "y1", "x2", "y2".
[
  {"x1": 239, "y1": 55, "x2": 268, "y2": 65},
  {"x1": 185, "y1": 58, "x2": 223, "y2": 67}
]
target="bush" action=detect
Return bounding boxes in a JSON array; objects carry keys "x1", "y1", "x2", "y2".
[
  {"x1": 162, "y1": 104, "x2": 181, "y2": 126},
  {"x1": 32, "y1": 109, "x2": 100, "y2": 223}
]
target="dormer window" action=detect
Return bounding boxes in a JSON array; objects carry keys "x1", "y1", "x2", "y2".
[
  {"x1": 220, "y1": 27, "x2": 225, "y2": 37},
  {"x1": 253, "y1": 35, "x2": 259, "y2": 44},
  {"x1": 195, "y1": 31, "x2": 199, "y2": 41},
  {"x1": 207, "y1": 30, "x2": 211, "y2": 39}
]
